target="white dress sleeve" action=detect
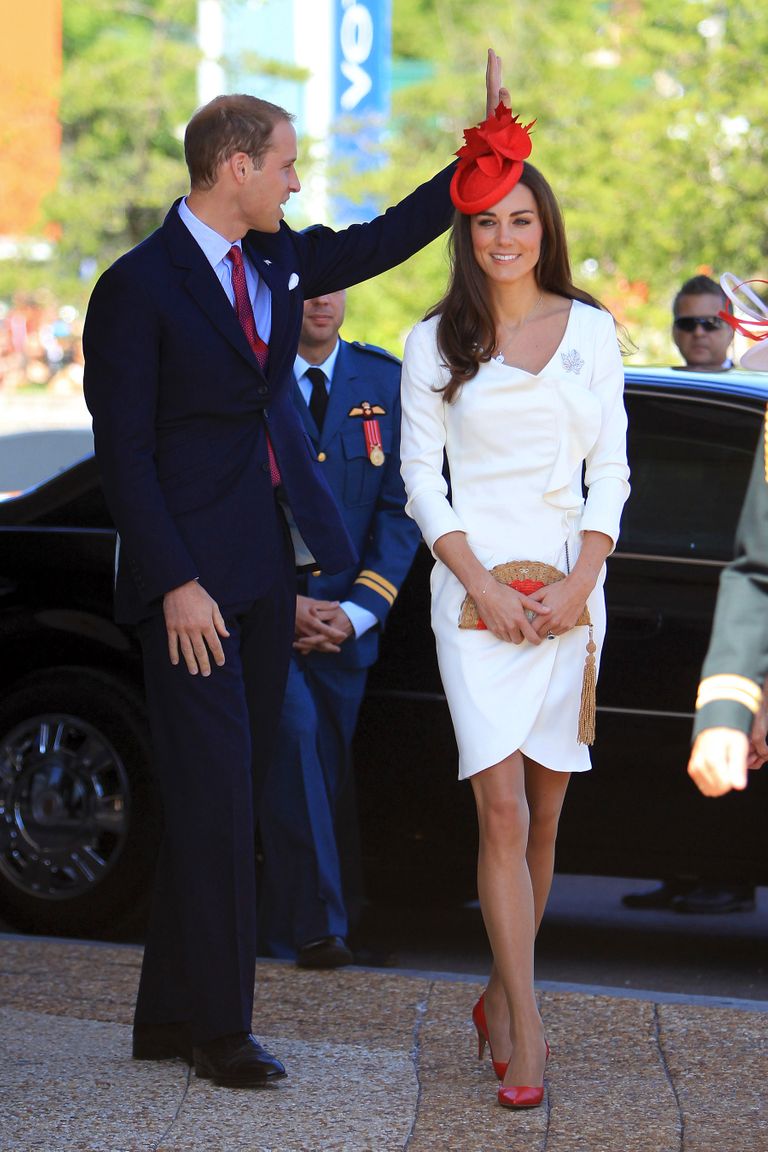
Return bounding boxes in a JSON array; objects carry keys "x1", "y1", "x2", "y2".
[
  {"x1": 399, "y1": 320, "x2": 467, "y2": 554},
  {"x1": 580, "y1": 309, "x2": 631, "y2": 549}
]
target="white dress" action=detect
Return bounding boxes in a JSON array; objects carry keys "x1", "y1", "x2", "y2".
[{"x1": 400, "y1": 300, "x2": 630, "y2": 779}]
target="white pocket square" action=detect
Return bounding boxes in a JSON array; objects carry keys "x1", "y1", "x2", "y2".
[{"x1": 288, "y1": 272, "x2": 300, "y2": 291}]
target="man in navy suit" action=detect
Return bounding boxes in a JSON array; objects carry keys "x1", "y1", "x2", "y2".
[
  {"x1": 257, "y1": 291, "x2": 420, "y2": 966},
  {"x1": 83, "y1": 56, "x2": 506, "y2": 1088}
]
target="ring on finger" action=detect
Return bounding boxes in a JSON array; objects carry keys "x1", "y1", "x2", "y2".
[
  {"x1": 524, "y1": 608, "x2": 537, "y2": 624},
  {"x1": 546, "y1": 630, "x2": 556, "y2": 640}
]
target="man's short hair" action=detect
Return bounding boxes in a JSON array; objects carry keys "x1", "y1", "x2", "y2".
[
  {"x1": 184, "y1": 94, "x2": 295, "y2": 190},
  {"x1": 673, "y1": 275, "x2": 727, "y2": 316}
]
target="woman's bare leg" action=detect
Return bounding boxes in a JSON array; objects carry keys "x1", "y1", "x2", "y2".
[
  {"x1": 525, "y1": 758, "x2": 571, "y2": 931},
  {"x1": 471, "y1": 753, "x2": 545, "y2": 1087},
  {"x1": 475, "y1": 756, "x2": 570, "y2": 1082}
]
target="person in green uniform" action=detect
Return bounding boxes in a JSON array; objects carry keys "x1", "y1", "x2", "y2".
[{"x1": 689, "y1": 403, "x2": 768, "y2": 796}]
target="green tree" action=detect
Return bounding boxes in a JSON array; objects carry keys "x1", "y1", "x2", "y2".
[
  {"x1": 48, "y1": 0, "x2": 197, "y2": 303},
  {"x1": 7, "y1": 0, "x2": 768, "y2": 361},
  {"x1": 343, "y1": 0, "x2": 768, "y2": 364}
]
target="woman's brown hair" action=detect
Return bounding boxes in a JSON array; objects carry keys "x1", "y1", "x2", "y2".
[{"x1": 428, "y1": 162, "x2": 605, "y2": 403}]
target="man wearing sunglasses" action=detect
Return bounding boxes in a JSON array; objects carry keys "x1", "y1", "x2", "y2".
[{"x1": 671, "y1": 274, "x2": 734, "y2": 372}]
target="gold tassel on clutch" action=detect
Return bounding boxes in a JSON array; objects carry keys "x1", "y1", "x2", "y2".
[{"x1": 577, "y1": 625, "x2": 597, "y2": 746}]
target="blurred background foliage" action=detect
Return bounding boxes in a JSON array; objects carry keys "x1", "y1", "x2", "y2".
[{"x1": 11, "y1": 0, "x2": 768, "y2": 363}]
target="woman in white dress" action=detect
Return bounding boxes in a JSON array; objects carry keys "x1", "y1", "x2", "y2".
[{"x1": 400, "y1": 104, "x2": 630, "y2": 1110}]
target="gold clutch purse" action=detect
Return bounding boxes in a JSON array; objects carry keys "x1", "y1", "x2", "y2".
[{"x1": 458, "y1": 560, "x2": 596, "y2": 745}]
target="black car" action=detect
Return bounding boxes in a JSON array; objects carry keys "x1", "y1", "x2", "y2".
[{"x1": 1, "y1": 367, "x2": 767, "y2": 936}]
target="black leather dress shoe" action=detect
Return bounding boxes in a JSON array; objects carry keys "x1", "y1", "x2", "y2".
[
  {"x1": 621, "y1": 880, "x2": 697, "y2": 910},
  {"x1": 193, "y1": 1032, "x2": 287, "y2": 1087},
  {"x1": 672, "y1": 883, "x2": 756, "y2": 915},
  {"x1": 132, "y1": 1022, "x2": 193, "y2": 1065},
  {"x1": 296, "y1": 935, "x2": 354, "y2": 969}
]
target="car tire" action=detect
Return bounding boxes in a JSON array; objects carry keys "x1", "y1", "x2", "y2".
[{"x1": 0, "y1": 667, "x2": 158, "y2": 939}]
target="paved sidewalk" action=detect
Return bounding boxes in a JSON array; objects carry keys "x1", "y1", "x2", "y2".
[{"x1": 0, "y1": 935, "x2": 765, "y2": 1152}]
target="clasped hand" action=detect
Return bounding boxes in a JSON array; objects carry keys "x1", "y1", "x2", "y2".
[
  {"x1": 293, "y1": 594, "x2": 353, "y2": 654},
  {"x1": 479, "y1": 574, "x2": 589, "y2": 645},
  {"x1": 527, "y1": 576, "x2": 591, "y2": 637}
]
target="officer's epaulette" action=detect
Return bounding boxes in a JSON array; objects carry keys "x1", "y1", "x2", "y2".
[{"x1": 351, "y1": 340, "x2": 402, "y2": 366}]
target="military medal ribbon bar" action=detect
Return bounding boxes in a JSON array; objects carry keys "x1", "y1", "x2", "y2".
[
  {"x1": 349, "y1": 401, "x2": 386, "y2": 466},
  {"x1": 363, "y1": 419, "x2": 385, "y2": 466}
]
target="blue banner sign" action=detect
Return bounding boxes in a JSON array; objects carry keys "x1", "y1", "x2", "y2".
[{"x1": 331, "y1": 0, "x2": 391, "y2": 223}]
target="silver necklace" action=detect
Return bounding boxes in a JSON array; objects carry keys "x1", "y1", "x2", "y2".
[{"x1": 494, "y1": 293, "x2": 543, "y2": 363}]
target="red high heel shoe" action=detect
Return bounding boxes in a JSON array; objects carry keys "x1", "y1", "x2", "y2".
[
  {"x1": 471, "y1": 994, "x2": 508, "y2": 1080},
  {"x1": 497, "y1": 1084, "x2": 545, "y2": 1110},
  {"x1": 497, "y1": 1034, "x2": 549, "y2": 1110}
]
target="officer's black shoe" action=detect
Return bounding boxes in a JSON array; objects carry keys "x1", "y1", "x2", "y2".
[
  {"x1": 672, "y1": 883, "x2": 756, "y2": 915},
  {"x1": 621, "y1": 880, "x2": 697, "y2": 910},
  {"x1": 296, "y1": 935, "x2": 354, "y2": 969}
]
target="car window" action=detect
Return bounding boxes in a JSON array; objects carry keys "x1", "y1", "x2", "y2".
[
  {"x1": 619, "y1": 392, "x2": 759, "y2": 561},
  {"x1": 0, "y1": 428, "x2": 94, "y2": 499}
]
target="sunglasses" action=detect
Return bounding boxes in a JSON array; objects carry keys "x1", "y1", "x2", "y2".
[{"x1": 673, "y1": 316, "x2": 726, "y2": 333}]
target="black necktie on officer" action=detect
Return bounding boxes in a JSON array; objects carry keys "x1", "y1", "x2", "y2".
[{"x1": 306, "y1": 367, "x2": 328, "y2": 432}]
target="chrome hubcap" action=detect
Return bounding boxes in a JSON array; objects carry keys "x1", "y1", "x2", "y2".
[{"x1": 0, "y1": 713, "x2": 130, "y2": 900}]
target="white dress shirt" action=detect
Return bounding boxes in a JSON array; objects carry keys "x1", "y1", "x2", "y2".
[{"x1": 177, "y1": 198, "x2": 272, "y2": 341}]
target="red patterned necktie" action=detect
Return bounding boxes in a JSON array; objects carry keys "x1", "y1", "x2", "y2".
[{"x1": 227, "y1": 244, "x2": 281, "y2": 485}]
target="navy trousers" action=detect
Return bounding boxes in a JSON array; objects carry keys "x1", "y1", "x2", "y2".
[{"x1": 134, "y1": 544, "x2": 295, "y2": 1046}]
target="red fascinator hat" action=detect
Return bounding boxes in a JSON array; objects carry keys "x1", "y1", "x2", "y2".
[
  {"x1": 450, "y1": 102, "x2": 535, "y2": 215},
  {"x1": 719, "y1": 272, "x2": 768, "y2": 371}
]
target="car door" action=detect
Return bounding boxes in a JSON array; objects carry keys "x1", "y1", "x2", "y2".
[{"x1": 557, "y1": 383, "x2": 768, "y2": 881}]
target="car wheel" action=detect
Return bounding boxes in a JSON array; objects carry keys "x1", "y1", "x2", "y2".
[{"x1": 0, "y1": 668, "x2": 158, "y2": 938}]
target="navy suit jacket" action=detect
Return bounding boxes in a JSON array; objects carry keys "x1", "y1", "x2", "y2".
[
  {"x1": 83, "y1": 165, "x2": 454, "y2": 623},
  {"x1": 295, "y1": 339, "x2": 421, "y2": 670}
]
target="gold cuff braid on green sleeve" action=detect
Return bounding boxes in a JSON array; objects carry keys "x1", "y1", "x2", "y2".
[{"x1": 695, "y1": 674, "x2": 762, "y2": 716}]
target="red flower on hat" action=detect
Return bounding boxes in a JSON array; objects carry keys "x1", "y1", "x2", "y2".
[
  {"x1": 456, "y1": 103, "x2": 535, "y2": 178},
  {"x1": 450, "y1": 102, "x2": 536, "y2": 214}
]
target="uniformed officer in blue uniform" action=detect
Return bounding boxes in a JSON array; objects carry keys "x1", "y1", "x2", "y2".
[{"x1": 257, "y1": 289, "x2": 421, "y2": 965}]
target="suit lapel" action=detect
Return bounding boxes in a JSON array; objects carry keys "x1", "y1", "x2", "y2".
[
  {"x1": 293, "y1": 343, "x2": 355, "y2": 446},
  {"x1": 322, "y1": 342, "x2": 358, "y2": 444},
  {"x1": 163, "y1": 204, "x2": 260, "y2": 368},
  {"x1": 163, "y1": 210, "x2": 305, "y2": 391},
  {"x1": 293, "y1": 375, "x2": 318, "y2": 442},
  {"x1": 243, "y1": 234, "x2": 297, "y2": 385},
  {"x1": 164, "y1": 206, "x2": 303, "y2": 382}
]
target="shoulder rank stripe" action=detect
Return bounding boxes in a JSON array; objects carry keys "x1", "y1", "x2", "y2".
[
  {"x1": 354, "y1": 569, "x2": 398, "y2": 606},
  {"x1": 695, "y1": 674, "x2": 762, "y2": 715}
]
